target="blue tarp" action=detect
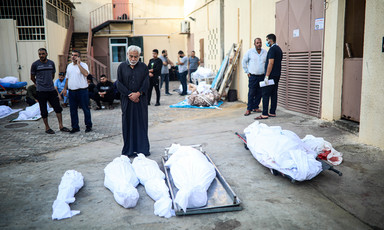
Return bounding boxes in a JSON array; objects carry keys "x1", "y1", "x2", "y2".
[{"x1": 170, "y1": 99, "x2": 223, "y2": 109}]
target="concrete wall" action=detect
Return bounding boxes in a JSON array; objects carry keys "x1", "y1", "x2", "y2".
[
  {"x1": 46, "y1": 20, "x2": 68, "y2": 79},
  {"x1": 134, "y1": 19, "x2": 186, "y2": 64},
  {"x1": 16, "y1": 41, "x2": 46, "y2": 85},
  {"x1": 0, "y1": 20, "x2": 19, "y2": 79},
  {"x1": 321, "y1": 0, "x2": 345, "y2": 121},
  {"x1": 72, "y1": 0, "x2": 110, "y2": 33},
  {"x1": 185, "y1": 0, "x2": 278, "y2": 102},
  {"x1": 359, "y1": 0, "x2": 384, "y2": 149}
]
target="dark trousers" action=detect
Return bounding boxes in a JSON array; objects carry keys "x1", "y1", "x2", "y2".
[
  {"x1": 189, "y1": 68, "x2": 197, "y2": 83},
  {"x1": 160, "y1": 73, "x2": 170, "y2": 94},
  {"x1": 95, "y1": 92, "x2": 114, "y2": 107},
  {"x1": 26, "y1": 97, "x2": 36, "y2": 106},
  {"x1": 37, "y1": 90, "x2": 62, "y2": 118},
  {"x1": 147, "y1": 77, "x2": 160, "y2": 104},
  {"x1": 178, "y1": 71, "x2": 188, "y2": 95},
  {"x1": 262, "y1": 80, "x2": 279, "y2": 116},
  {"x1": 69, "y1": 88, "x2": 92, "y2": 129},
  {"x1": 247, "y1": 74, "x2": 264, "y2": 110}
]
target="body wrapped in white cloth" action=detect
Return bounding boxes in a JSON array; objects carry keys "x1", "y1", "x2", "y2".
[{"x1": 164, "y1": 145, "x2": 216, "y2": 212}]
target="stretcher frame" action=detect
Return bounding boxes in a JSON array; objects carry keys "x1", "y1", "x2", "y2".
[
  {"x1": 162, "y1": 144, "x2": 242, "y2": 216},
  {"x1": 235, "y1": 132, "x2": 342, "y2": 183}
]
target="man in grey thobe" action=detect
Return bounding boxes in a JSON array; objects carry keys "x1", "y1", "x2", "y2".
[{"x1": 116, "y1": 45, "x2": 150, "y2": 157}]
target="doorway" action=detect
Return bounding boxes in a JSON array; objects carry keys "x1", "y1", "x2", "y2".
[
  {"x1": 341, "y1": 0, "x2": 366, "y2": 122},
  {"x1": 109, "y1": 38, "x2": 127, "y2": 81}
]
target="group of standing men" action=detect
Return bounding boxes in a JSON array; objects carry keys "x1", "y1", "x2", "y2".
[
  {"x1": 242, "y1": 33, "x2": 283, "y2": 119},
  {"x1": 31, "y1": 48, "x2": 92, "y2": 134}
]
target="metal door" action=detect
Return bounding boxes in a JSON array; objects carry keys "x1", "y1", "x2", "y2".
[
  {"x1": 109, "y1": 38, "x2": 127, "y2": 81},
  {"x1": 276, "y1": 0, "x2": 324, "y2": 117}
]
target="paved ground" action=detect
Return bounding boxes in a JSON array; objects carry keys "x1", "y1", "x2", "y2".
[{"x1": 0, "y1": 82, "x2": 383, "y2": 229}]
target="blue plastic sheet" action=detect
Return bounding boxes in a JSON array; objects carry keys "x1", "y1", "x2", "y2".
[{"x1": 170, "y1": 99, "x2": 223, "y2": 109}]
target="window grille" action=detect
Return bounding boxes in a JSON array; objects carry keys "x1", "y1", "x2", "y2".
[
  {"x1": 0, "y1": 0, "x2": 45, "y2": 40},
  {"x1": 46, "y1": 0, "x2": 72, "y2": 29}
]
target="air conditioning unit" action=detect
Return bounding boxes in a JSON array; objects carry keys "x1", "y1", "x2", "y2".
[{"x1": 180, "y1": 20, "x2": 190, "y2": 34}]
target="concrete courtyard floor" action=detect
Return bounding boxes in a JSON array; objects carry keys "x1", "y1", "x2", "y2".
[{"x1": 0, "y1": 82, "x2": 383, "y2": 229}]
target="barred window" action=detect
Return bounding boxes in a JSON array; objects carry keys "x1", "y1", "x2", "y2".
[
  {"x1": 46, "y1": 2, "x2": 58, "y2": 23},
  {"x1": 0, "y1": 0, "x2": 45, "y2": 40}
]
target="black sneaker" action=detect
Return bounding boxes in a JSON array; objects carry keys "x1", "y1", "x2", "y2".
[
  {"x1": 155, "y1": 102, "x2": 160, "y2": 106},
  {"x1": 85, "y1": 127, "x2": 92, "y2": 133},
  {"x1": 69, "y1": 128, "x2": 80, "y2": 134}
]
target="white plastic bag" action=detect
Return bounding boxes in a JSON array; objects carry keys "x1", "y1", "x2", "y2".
[
  {"x1": 164, "y1": 145, "x2": 216, "y2": 212},
  {"x1": 104, "y1": 155, "x2": 139, "y2": 208},
  {"x1": 52, "y1": 170, "x2": 84, "y2": 220},
  {"x1": 244, "y1": 122, "x2": 323, "y2": 181},
  {"x1": 14, "y1": 103, "x2": 53, "y2": 121},
  {"x1": 0, "y1": 76, "x2": 18, "y2": 84},
  {"x1": 132, "y1": 154, "x2": 174, "y2": 218}
]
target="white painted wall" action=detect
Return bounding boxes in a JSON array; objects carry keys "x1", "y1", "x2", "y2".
[
  {"x1": 321, "y1": 0, "x2": 345, "y2": 121},
  {"x1": 359, "y1": 0, "x2": 384, "y2": 149},
  {"x1": 46, "y1": 20, "x2": 69, "y2": 78},
  {"x1": 17, "y1": 41, "x2": 46, "y2": 85},
  {"x1": 0, "y1": 20, "x2": 19, "y2": 79}
]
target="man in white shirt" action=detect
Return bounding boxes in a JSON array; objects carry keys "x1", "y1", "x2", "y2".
[
  {"x1": 242, "y1": 38, "x2": 267, "y2": 116},
  {"x1": 63, "y1": 50, "x2": 93, "y2": 133}
]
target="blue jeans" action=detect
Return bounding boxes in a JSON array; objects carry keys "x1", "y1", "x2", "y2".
[
  {"x1": 178, "y1": 71, "x2": 188, "y2": 95},
  {"x1": 69, "y1": 88, "x2": 92, "y2": 129},
  {"x1": 160, "y1": 73, "x2": 170, "y2": 94},
  {"x1": 247, "y1": 74, "x2": 264, "y2": 110}
]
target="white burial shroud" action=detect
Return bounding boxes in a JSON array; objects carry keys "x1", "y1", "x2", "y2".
[{"x1": 164, "y1": 144, "x2": 216, "y2": 212}]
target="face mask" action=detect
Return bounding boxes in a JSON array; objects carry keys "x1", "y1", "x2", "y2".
[{"x1": 266, "y1": 41, "x2": 270, "y2": 47}]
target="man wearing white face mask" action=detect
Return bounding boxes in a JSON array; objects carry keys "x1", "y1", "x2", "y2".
[
  {"x1": 115, "y1": 45, "x2": 150, "y2": 157},
  {"x1": 255, "y1": 33, "x2": 283, "y2": 120}
]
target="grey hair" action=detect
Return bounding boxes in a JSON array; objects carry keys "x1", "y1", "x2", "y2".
[{"x1": 127, "y1": 45, "x2": 141, "y2": 55}]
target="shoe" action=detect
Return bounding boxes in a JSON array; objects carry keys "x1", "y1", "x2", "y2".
[
  {"x1": 244, "y1": 110, "x2": 251, "y2": 116},
  {"x1": 108, "y1": 105, "x2": 114, "y2": 110},
  {"x1": 69, "y1": 128, "x2": 80, "y2": 133},
  {"x1": 165, "y1": 93, "x2": 172, "y2": 95},
  {"x1": 268, "y1": 113, "x2": 276, "y2": 117},
  {"x1": 253, "y1": 109, "x2": 262, "y2": 113},
  {"x1": 95, "y1": 107, "x2": 101, "y2": 110},
  {"x1": 45, "y1": 129, "x2": 55, "y2": 134},
  {"x1": 254, "y1": 115, "x2": 269, "y2": 120},
  {"x1": 60, "y1": 127, "x2": 70, "y2": 132},
  {"x1": 155, "y1": 102, "x2": 160, "y2": 106},
  {"x1": 85, "y1": 127, "x2": 92, "y2": 133}
]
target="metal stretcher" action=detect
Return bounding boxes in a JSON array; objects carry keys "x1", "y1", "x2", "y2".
[
  {"x1": 162, "y1": 145, "x2": 242, "y2": 216},
  {"x1": 0, "y1": 82, "x2": 27, "y2": 106},
  {"x1": 235, "y1": 132, "x2": 342, "y2": 183}
]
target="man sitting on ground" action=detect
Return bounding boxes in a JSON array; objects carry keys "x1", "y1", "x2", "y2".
[
  {"x1": 95, "y1": 74, "x2": 115, "y2": 110},
  {"x1": 54, "y1": 72, "x2": 68, "y2": 107},
  {"x1": 26, "y1": 84, "x2": 38, "y2": 106}
]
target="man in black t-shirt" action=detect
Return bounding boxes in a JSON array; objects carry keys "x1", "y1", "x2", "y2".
[
  {"x1": 255, "y1": 34, "x2": 283, "y2": 120},
  {"x1": 30, "y1": 48, "x2": 70, "y2": 134},
  {"x1": 147, "y1": 49, "x2": 163, "y2": 106},
  {"x1": 95, "y1": 74, "x2": 115, "y2": 110}
]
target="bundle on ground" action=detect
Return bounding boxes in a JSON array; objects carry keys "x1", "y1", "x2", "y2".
[
  {"x1": 104, "y1": 155, "x2": 139, "y2": 208},
  {"x1": 164, "y1": 144, "x2": 216, "y2": 212},
  {"x1": 244, "y1": 121, "x2": 323, "y2": 181},
  {"x1": 52, "y1": 170, "x2": 84, "y2": 220},
  {"x1": 132, "y1": 154, "x2": 174, "y2": 218}
]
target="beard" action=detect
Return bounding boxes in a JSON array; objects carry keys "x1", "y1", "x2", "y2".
[{"x1": 129, "y1": 59, "x2": 138, "y2": 65}]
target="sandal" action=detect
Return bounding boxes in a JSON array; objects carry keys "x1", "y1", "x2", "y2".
[
  {"x1": 60, "y1": 127, "x2": 70, "y2": 132},
  {"x1": 268, "y1": 113, "x2": 276, "y2": 117},
  {"x1": 253, "y1": 109, "x2": 262, "y2": 113},
  {"x1": 244, "y1": 110, "x2": 251, "y2": 116},
  {"x1": 254, "y1": 115, "x2": 268, "y2": 120},
  {"x1": 45, "y1": 129, "x2": 55, "y2": 134}
]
